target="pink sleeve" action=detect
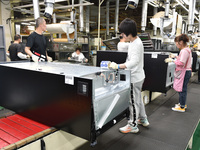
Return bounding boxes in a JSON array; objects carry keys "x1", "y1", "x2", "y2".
[
  {"x1": 174, "y1": 59, "x2": 184, "y2": 66},
  {"x1": 179, "y1": 49, "x2": 189, "y2": 65},
  {"x1": 174, "y1": 49, "x2": 190, "y2": 67}
]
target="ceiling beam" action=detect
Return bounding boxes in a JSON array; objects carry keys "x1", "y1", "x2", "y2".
[
  {"x1": 54, "y1": 2, "x2": 94, "y2": 9},
  {"x1": 13, "y1": 0, "x2": 67, "y2": 9}
]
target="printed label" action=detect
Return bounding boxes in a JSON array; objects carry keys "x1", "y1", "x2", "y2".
[
  {"x1": 151, "y1": 53, "x2": 158, "y2": 59},
  {"x1": 65, "y1": 75, "x2": 74, "y2": 85}
]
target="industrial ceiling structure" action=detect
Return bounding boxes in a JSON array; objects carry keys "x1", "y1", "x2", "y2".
[{"x1": 2, "y1": 0, "x2": 200, "y2": 35}]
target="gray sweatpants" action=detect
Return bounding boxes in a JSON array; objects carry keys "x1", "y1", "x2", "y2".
[{"x1": 128, "y1": 79, "x2": 147, "y2": 126}]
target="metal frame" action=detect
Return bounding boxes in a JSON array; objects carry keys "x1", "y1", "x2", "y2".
[{"x1": 0, "y1": 26, "x2": 6, "y2": 62}]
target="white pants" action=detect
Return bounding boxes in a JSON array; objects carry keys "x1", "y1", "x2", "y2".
[{"x1": 128, "y1": 79, "x2": 147, "y2": 126}]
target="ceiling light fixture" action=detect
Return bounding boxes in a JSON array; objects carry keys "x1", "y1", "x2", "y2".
[{"x1": 125, "y1": 0, "x2": 139, "y2": 10}]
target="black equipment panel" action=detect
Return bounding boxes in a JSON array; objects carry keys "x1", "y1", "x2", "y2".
[
  {"x1": 0, "y1": 65, "x2": 92, "y2": 140},
  {"x1": 97, "y1": 51, "x2": 169, "y2": 93},
  {"x1": 192, "y1": 52, "x2": 198, "y2": 72},
  {"x1": 142, "y1": 54, "x2": 169, "y2": 92},
  {"x1": 96, "y1": 50, "x2": 127, "y2": 67}
]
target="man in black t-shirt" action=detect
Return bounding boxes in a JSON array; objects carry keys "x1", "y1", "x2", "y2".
[
  {"x1": 25, "y1": 17, "x2": 52, "y2": 62},
  {"x1": 8, "y1": 34, "x2": 29, "y2": 61}
]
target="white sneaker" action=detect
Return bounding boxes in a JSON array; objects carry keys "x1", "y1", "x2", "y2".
[
  {"x1": 172, "y1": 106, "x2": 185, "y2": 112},
  {"x1": 119, "y1": 124, "x2": 139, "y2": 133},
  {"x1": 138, "y1": 118, "x2": 150, "y2": 127},
  {"x1": 175, "y1": 103, "x2": 187, "y2": 109}
]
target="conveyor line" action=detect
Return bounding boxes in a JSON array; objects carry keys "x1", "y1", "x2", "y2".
[{"x1": 0, "y1": 114, "x2": 56, "y2": 150}]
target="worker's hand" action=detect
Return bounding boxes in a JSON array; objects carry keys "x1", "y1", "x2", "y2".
[
  {"x1": 164, "y1": 58, "x2": 173, "y2": 63},
  {"x1": 26, "y1": 55, "x2": 30, "y2": 59},
  {"x1": 32, "y1": 54, "x2": 39, "y2": 62},
  {"x1": 6, "y1": 52, "x2": 10, "y2": 57},
  {"x1": 169, "y1": 53, "x2": 176, "y2": 58},
  {"x1": 82, "y1": 58, "x2": 88, "y2": 63},
  {"x1": 195, "y1": 51, "x2": 200, "y2": 56},
  {"x1": 68, "y1": 57, "x2": 71, "y2": 60},
  {"x1": 47, "y1": 56, "x2": 53, "y2": 62},
  {"x1": 109, "y1": 62, "x2": 119, "y2": 69}
]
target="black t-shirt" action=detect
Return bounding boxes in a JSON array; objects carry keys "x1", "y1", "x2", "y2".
[
  {"x1": 8, "y1": 43, "x2": 23, "y2": 61},
  {"x1": 26, "y1": 32, "x2": 47, "y2": 61}
]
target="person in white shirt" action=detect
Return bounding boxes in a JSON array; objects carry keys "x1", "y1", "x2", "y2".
[
  {"x1": 68, "y1": 47, "x2": 88, "y2": 62},
  {"x1": 110, "y1": 18, "x2": 149, "y2": 134},
  {"x1": 117, "y1": 35, "x2": 129, "y2": 52}
]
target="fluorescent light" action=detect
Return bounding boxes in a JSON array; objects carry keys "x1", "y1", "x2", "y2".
[
  {"x1": 21, "y1": 22, "x2": 31, "y2": 25},
  {"x1": 148, "y1": 1, "x2": 159, "y2": 7},
  {"x1": 30, "y1": 22, "x2": 36, "y2": 24}
]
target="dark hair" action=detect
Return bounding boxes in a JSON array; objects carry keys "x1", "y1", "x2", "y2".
[
  {"x1": 14, "y1": 34, "x2": 21, "y2": 41},
  {"x1": 75, "y1": 47, "x2": 81, "y2": 52},
  {"x1": 35, "y1": 17, "x2": 45, "y2": 29},
  {"x1": 119, "y1": 18, "x2": 137, "y2": 37},
  {"x1": 119, "y1": 36, "x2": 123, "y2": 39},
  {"x1": 174, "y1": 34, "x2": 189, "y2": 44}
]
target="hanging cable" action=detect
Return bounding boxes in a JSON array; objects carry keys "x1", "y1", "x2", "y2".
[
  {"x1": 97, "y1": 0, "x2": 105, "y2": 50},
  {"x1": 6, "y1": 18, "x2": 13, "y2": 41},
  {"x1": 0, "y1": 0, "x2": 10, "y2": 5}
]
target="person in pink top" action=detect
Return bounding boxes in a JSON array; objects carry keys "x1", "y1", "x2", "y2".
[{"x1": 165, "y1": 34, "x2": 192, "y2": 112}]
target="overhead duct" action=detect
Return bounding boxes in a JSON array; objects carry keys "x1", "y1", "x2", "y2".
[
  {"x1": 46, "y1": 21, "x2": 75, "y2": 34},
  {"x1": 71, "y1": 0, "x2": 75, "y2": 22},
  {"x1": 153, "y1": 7, "x2": 158, "y2": 36},
  {"x1": 79, "y1": 0, "x2": 84, "y2": 32},
  {"x1": 141, "y1": 0, "x2": 148, "y2": 32},
  {"x1": 115, "y1": 0, "x2": 119, "y2": 36},
  {"x1": 150, "y1": 0, "x2": 178, "y2": 39},
  {"x1": 46, "y1": 21, "x2": 75, "y2": 42},
  {"x1": 70, "y1": 0, "x2": 77, "y2": 41},
  {"x1": 188, "y1": 0, "x2": 196, "y2": 33},
  {"x1": 33, "y1": 0, "x2": 40, "y2": 19},
  {"x1": 164, "y1": 0, "x2": 170, "y2": 17},
  {"x1": 150, "y1": 11, "x2": 172, "y2": 29},
  {"x1": 106, "y1": 0, "x2": 110, "y2": 36},
  {"x1": 171, "y1": 8, "x2": 177, "y2": 36},
  {"x1": 126, "y1": 0, "x2": 139, "y2": 9},
  {"x1": 44, "y1": 0, "x2": 55, "y2": 19},
  {"x1": 150, "y1": 11, "x2": 177, "y2": 39},
  {"x1": 52, "y1": 13, "x2": 56, "y2": 23},
  {"x1": 182, "y1": 21, "x2": 186, "y2": 34},
  {"x1": 86, "y1": 6, "x2": 90, "y2": 33},
  {"x1": 97, "y1": 0, "x2": 104, "y2": 50}
]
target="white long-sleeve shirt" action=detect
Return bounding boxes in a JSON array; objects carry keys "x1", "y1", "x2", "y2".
[
  {"x1": 125, "y1": 37, "x2": 145, "y2": 83},
  {"x1": 117, "y1": 42, "x2": 129, "y2": 52},
  {"x1": 72, "y1": 52, "x2": 85, "y2": 61}
]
